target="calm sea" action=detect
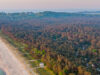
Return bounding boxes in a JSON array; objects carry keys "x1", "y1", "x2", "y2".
[{"x1": 0, "y1": 69, "x2": 6, "y2": 75}]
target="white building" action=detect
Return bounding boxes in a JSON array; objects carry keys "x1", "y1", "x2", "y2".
[{"x1": 39, "y1": 62, "x2": 44, "y2": 68}]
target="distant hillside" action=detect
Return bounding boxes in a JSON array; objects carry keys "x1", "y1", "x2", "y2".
[
  {"x1": 79, "y1": 11, "x2": 100, "y2": 14},
  {"x1": 0, "y1": 11, "x2": 100, "y2": 21}
]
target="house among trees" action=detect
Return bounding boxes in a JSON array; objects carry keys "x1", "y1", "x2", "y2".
[{"x1": 39, "y1": 62, "x2": 44, "y2": 68}]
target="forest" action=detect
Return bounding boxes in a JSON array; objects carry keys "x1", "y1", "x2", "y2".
[{"x1": 0, "y1": 11, "x2": 100, "y2": 75}]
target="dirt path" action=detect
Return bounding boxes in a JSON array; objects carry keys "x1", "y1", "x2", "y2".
[{"x1": 0, "y1": 37, "x2": 37, "y2": 75}]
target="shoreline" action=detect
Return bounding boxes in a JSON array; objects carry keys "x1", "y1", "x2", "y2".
[{"x1": 0, "y1": 37, "x2": 38, "y2": 75}]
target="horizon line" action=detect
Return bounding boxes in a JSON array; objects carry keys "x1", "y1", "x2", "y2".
[{"x1": 0, "y1": 9, "x2": 100, "y2": 13}]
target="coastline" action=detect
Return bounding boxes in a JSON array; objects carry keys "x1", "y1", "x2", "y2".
[{"x1": 0, "y1": 36, "x2": 38, "y2": 75}]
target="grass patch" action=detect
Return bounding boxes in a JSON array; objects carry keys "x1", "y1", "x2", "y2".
[
  {"x1": 36, "y1": 68, "x2": 54, "y2": 75},
  {"x1": 30, "y1": 61, "x2": 38, "y2": 67}
]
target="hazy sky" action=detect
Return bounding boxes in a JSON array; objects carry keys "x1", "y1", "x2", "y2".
[{"x1": 0, "y1": 0, "x2": 100, "y2": 12}]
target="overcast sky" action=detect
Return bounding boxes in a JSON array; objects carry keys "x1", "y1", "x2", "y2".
[{"x1": 0, "y1": 0, "x2": 100, "y2": 12}]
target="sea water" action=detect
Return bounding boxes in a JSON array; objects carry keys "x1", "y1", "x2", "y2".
[{"x1": 0, "y1": 69, "x2": 6, "y2": 75}]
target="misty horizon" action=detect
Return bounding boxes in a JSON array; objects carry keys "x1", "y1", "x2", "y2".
[
  {"x1": 0, "y1": 0, "x2": 100, "y2": 13},
  {"x1": 0, "y1": 9, "x2": 100, "y2": 13}
]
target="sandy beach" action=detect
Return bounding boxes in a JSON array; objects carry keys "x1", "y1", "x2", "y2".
[{"x1": 0, "y1": 37, "x2": 37, "y2": 75}]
